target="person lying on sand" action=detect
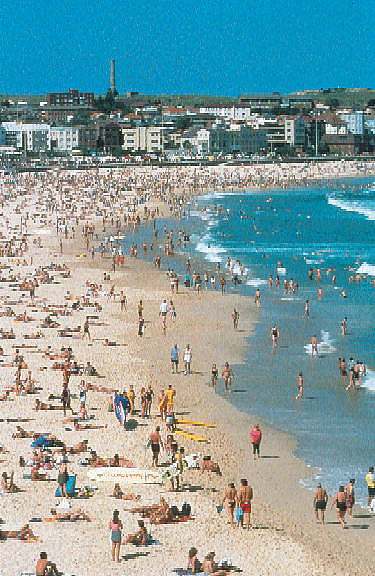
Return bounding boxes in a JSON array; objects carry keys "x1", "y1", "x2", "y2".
[
  {"x1": 86, "y1": 383, "x2": 116, "y2": 393},
  {"x1": 24, "y1": 331, "x2": 44, "y2": 339},
  {"x1": 0, "y1": 523, "x2": 37, "y2": 541},
  {"x1": 112, "y1": 484, "x2": 140, "y2": 501},
  {"x1": 73, "y1": 420, "x2": 107, "y2": 431},
  {"x1": 49, "y1": 508, "x2": 91, "y2": 521},
  {"x1": 69, "y1": 439, "x2": 89, "y2": 454},
  {"x1": 124, "y1": 520, "x2": 148, "y2": 545},
  {"x1": 35, "y1": 399, "x2": 65, "y2": 410},
  {"x1": 0, "y1": 391, "x2": 10, "y2": 401},
  {"x1": 103, "y1": 338, "x2": 127, "y2": 347},
  {"x1": 127, "y1": 497, "x2": 174, "y2": 523}
]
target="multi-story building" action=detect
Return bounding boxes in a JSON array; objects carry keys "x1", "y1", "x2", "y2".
[
  {"x1": 2, "y1": 122, "x2": 50, "y2": 152},
  {"x1": 0, "y1": 126, "x2": 6, "y2": 145},
  {"x1": 192, "y1": 125, "x2": 267, "y2": 155},
  {"x1": 284, "y1": 117, "x2": 306, "y2": 147},
  {"x1": 122, "y1": 126, "x2": 164, "y2": 152},
  {"x1": 339, "y1": 111, "x2": 365, "y2": 135},
  {"x1": 50, "y1": 127, "x2": 79, "y2": 151},
  {"x1": 199, "y1": 106, "x2": 254, "y2": 121},
  {"x1": 47, "y1": 89, "x2": 94, "y2": 107},
  {"x1": 40, "y1": 105, "x2": 92, "y2": 123},
  {"x1": 77, "y1": 125, "x2": 98, "y2": 151}
]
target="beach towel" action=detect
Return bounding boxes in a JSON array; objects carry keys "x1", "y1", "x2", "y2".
[
  {"x1": 55, "y1": 475, "x2": 76, "y2": 497},
  {"x1": 30, "y1": 434, "x2": 52, "y2": 448}
]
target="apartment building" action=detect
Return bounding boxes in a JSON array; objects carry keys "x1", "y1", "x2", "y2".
[
  {"x1": 2, "y1": 122, "x2": 50, "y2": 152},
  {"x1": 122, "y1": 126, "x2": 163, "y2": 152},
  {"x1": 50, "y1": 127, "x2": 79, "y2": 151}
]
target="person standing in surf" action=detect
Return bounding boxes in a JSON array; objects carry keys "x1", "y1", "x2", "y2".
[{"x1": 296, "y1": 372, "x2": 304, "y2": 400}]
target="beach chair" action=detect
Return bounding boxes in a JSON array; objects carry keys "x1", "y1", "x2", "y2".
[{"x1": 55, "y1": 474, "x2": 77, "y2": 497}]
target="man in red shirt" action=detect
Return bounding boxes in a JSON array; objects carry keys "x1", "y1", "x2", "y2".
[{"x1": 250, "y1": 424, "x2": 262, "y2": 460}]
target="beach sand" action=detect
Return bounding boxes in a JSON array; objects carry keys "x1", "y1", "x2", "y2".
[{"x1": 0, "y1": 166, "x2": 374, "y2": 575}]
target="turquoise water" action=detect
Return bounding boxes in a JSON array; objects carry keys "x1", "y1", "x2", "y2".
[{"x1": 121, "y1": 177, "x2": 375, "y2": 505}]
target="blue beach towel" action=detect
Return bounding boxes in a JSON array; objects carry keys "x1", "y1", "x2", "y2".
[{"x1": 55, "y1": 474, "x2": 76, "y2": 497}]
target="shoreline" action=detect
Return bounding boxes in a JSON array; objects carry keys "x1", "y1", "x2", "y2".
[{"x1": 0, "y1": 166, "x2": 373, "y2": 575}]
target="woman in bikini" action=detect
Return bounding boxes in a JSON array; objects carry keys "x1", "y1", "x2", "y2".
[{"x1": 222, "y1": 483, "x2": 238, "y2": 527}]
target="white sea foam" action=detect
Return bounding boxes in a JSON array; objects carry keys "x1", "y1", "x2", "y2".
[
  {"x1": 304, "y1": 330, "x2": 336, "y2": 355},
  {"x1": 327, "y1": 195, "x2": 375, "y2": 221},
  {"x1": 246, "y1": 278, "x2": 267, "y2": 287},
  {"x1": 356, "y1": 262, "x2": 375, "y2": 276},
  {"x1": 360, "y1": 369, "x2": 375, "y2": 392},
  {"x1": 277, "y1": 267, "x2": 287, "y2": 275},
  {"x1": 305, "y1": 259, "x2": 324, "y2": 265},
  {"x1": 195, "y1": 240, "x2": 226, "y2": 263}
]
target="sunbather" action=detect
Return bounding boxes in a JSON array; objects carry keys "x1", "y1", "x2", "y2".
[
  {"x1": 112, "y1": 484, "x2": 140, "y2": 501},
  {"x1": 0, "y1": 523, "x2": 36, "y2": 541},
  {"x1": 124, "y1": 520, "x2": 148, "y2": 545},
  {"x1": 49, "y1": 508, "x2": 91, "y2": 521}
]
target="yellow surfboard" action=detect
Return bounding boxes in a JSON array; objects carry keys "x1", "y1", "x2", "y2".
[
  {"x1": 175, "y1": 430, "x2": 209, "y2": 443},
  {"x1": 176, "y1": 419, "x2": 216, "y2": 428}
]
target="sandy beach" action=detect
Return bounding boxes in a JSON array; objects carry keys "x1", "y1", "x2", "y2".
[{"x1": 0, "y1": 163, "x2": 375, "y2": 576}]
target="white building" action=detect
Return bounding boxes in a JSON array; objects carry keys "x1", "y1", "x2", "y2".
[
  {"x1": 338, "y1": 111, "x2": 365, "y2": 135},
  {"x1": 190, "y1": 125, "x2": 267, "y2": 155},
  {"x1": 2, "y1": 122, "x2": 51, "y2": 152},
  {"x1": 199, "y1": 106, "x2": 255, "y2": 121},
  {"x1": 284, "y1": 117, "x2": 306, "y2": 146},
  {"x1": 121, "y1": 126, "x2": 164, "y2": 152},
  {"x1": 50, "y1": 127, "x2": 79, "y2": 151}
]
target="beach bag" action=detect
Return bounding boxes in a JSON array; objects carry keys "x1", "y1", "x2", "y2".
[
  {"x1": 235, "y1": 506, "x2": 243, "y2": 523},
  {"x1": 181, "y1": 502, "x2": 191, "y2": 517},
  {"x1": 171, "y1": 505, "x2": 179, "y2": 518}
]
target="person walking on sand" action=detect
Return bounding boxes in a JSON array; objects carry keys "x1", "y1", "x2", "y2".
[
  {"x1": 232, "y1": 308, "x2": 239, "y2": 329},
  {"x1": 296, "y1": 372, "x2": 304, "y2": 400},
  {"x1": 183, "y1": 344, "x2": 192, "y2": 375},
  {"x1": 221, "y1": 482, "x2": 238, "y2": 527},
  {"x1": 313, "y1": 483, "x2": 328, "y2": 524},
  {"x1": 331, "y1": 485, "x2": 347, "y2": 529},
  {"x1": 109, "y1": 509, "x2": 122, "y2": 563},
  {"x1": 82, "y1": 318, "x2": 91, "y2": 341},
  {"x1": 211, "y1": 363, "x2": 218, "y2": 391},
  {"x1": 365, "y1": 466, "x2": 375, "y2": 508},
  {"x1": 171, "y1": 344, "x2": 179, "y2": 374},
  {"x1": 57, "y1": 462, "x2": 69, "y2": 498},
  {"x1": 238, "y1": 478, "x2": 253, "y2": 530},
  {"x1": 250, "y1": 424, "x2": 262, "y2": 460},
  {"x1": 345, "y1": 479, "x2": 355, "y2": 518},
  {"x1": 147, "y1": 426, "x2": 164, "y2": 467},
  {"x1": 222, "y1": 362, "x2": 233, "y2": 393},
  {"x1": 220, "y1": 276, "x2": 226, "y2": 295}
]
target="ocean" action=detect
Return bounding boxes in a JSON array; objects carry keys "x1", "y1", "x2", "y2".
[{"x1": 120, "y1": 177, "x2": 375, "y2": 506}]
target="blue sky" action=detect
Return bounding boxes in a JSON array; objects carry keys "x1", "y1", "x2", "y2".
[{"x1": 0, "y1": 0, "x2": 374, "y2": 95}]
